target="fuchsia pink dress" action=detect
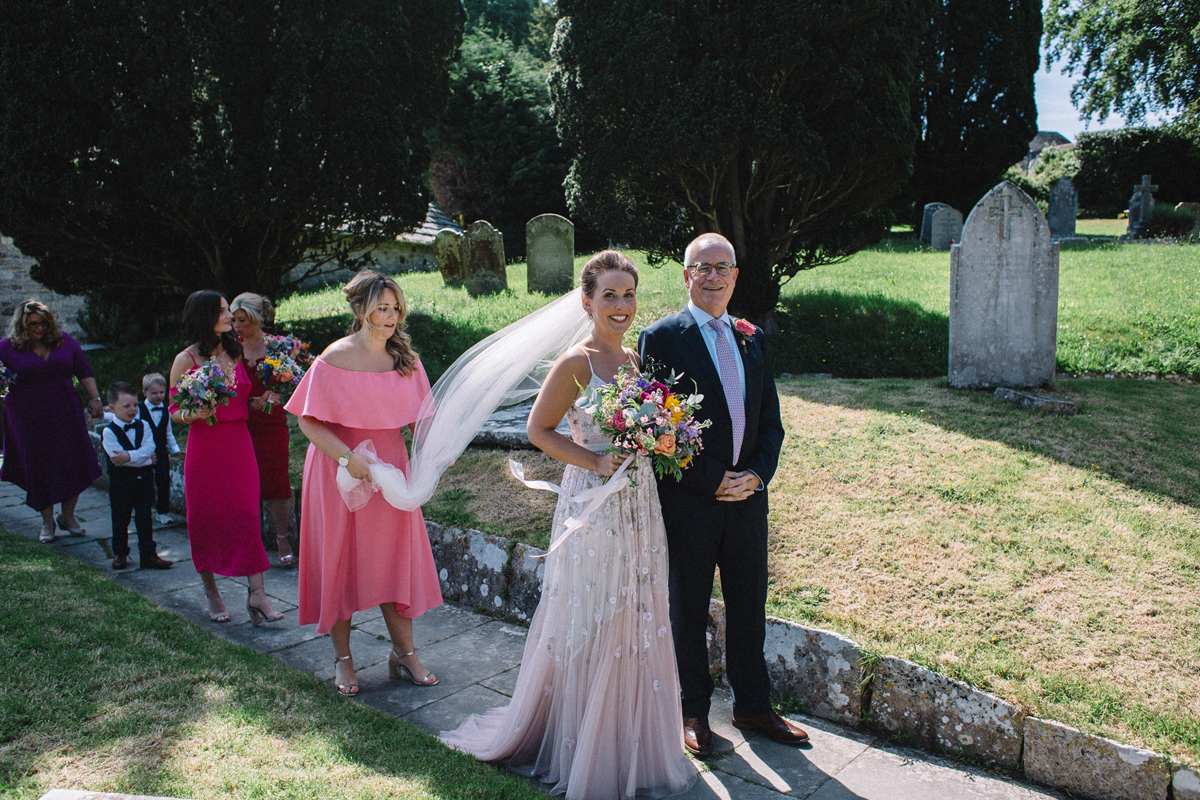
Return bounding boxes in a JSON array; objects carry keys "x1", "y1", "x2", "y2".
[
  {"x1": 171, "y1": 354, "x2": 270, "y2": 577},
  {"x1": 284, "y1": 358, "x2": 442, "y2": 634}
]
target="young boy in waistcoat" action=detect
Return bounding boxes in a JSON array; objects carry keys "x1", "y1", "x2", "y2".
[
  {"x1": 139, "y1": 373, "x2": 181, "y2": 526},
  {"x1": 103, "y1": 382, "x2": 173, "y2": 570}
]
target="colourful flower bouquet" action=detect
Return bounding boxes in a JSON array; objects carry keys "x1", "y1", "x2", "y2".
[
  {"x1": 174, "y1": 361, "x2": 237, "y2": 425},
  {"x1": 258, "y1": 335, "x2": 312, "y2": 413},
  {"x1": 577, "y1": 359, "x2": 711, "y2": 481},
  {"x1": 0, "y1": 359, "x2": 15, "y2": 399}
]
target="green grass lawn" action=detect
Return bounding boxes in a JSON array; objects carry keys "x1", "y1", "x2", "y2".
[{"x1": 0, "y1": 527, "x2": 543, "y2": 799}]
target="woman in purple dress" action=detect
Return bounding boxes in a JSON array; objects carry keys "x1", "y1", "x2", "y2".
[{"x1": 0, "y1": 300, "x2": 103, "y2": 543}]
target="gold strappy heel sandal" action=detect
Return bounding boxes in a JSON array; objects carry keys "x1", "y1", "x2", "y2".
[
  {"x1": 334, "y1": 654, "x2": 359, "y2": 696},
  {"x1": 389, "y1": 648, "x2": 438, "y2": 686}
]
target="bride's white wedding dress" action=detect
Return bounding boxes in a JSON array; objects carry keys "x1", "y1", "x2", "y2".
[{"x1": 440, "y1": 372, "x2": 697, "y2": 800}]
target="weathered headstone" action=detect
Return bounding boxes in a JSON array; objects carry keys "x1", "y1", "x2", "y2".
[
  {"x1": 929, "y1": 206, "x2": 963, "y2": 250},
  {"x1": 1047, "y1": 177, "x2": 1078, "y2": 239},
  {"x1": 464, "y1": 220, "x2": 507, "y2": 297},
  {"x1": 949, "y1": 180, "x2": 1059, "y2": 389},
  {"x1": 1177, "y1": 201, "x2": 1200, "y2": 243},
  {"x1": 434, "y1": 229, "x2": 466, "y2": 287},
  {"x1": 1126, "y1": 174, "x2": 1158, "y2": 238},
  {"x1": 920, "y1": 202, "x2": 950, "y2": 244},
  {"x1": 526, "y1": 214, "x2": 574, "y2": 294}
]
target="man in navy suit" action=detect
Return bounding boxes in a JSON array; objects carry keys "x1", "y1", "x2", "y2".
[{"x1": 639, "y1": 232, "x2": 807, "y2": 757}]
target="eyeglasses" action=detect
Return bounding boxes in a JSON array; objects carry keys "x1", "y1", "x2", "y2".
[
  {"x1": 25, "y1": 320, "x2": 48, "y2": 329},
  {"x1": 686, "y1": 262, "x2": 735, "y2": 277}
]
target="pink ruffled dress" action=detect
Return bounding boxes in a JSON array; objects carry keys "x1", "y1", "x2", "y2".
[{"x1": 284, "y1": 358, "x2": 442, "y2": 633}]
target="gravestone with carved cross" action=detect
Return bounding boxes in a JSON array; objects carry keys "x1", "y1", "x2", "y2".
[
  {"x1": 949, "y1": 181, "x2": 1059, "y2": 388},
  {"x1": 1126, "y1": 174, "x2": 1158, "y2": 238}
]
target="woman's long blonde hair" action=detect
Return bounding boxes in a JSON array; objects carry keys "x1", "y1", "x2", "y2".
[
  {"x1": 8, "y1": 299, "x2": 63, "y2": 350},
  {"x1": 344, "y1": 271, "x2": 418, "y2": 375}
]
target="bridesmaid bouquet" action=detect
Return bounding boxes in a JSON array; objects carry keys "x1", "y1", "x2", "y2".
[
  {"x1": 258, "y1": 335, "x2": 313, "y2": 413},
  {"x1": 0, "y1": 359, "x2": 15, "y2": 399},
  {"x1": 174, "y1": 362, "x2": 237, "y2": 425},
  {"x1": 577, "y1": 360, "x2": 710, "y2": 481}
]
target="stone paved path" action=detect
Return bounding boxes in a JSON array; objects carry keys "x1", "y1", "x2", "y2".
[{"x1": 7, "y1": 480, "x2": 1065, "y2": 800}]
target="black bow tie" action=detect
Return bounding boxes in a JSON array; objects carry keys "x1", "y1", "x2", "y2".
[
  {"x1": 123, "y1": 423, "x2": 139, "y2": 431},
  {"x1": 150, "y1": 405, "x2": 163, "y2": 413}
]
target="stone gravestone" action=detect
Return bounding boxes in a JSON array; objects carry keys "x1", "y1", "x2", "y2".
[
  {"x1": 464, "y1": 220, "x2": 507, "y2": 297},
  {"x1": 1126, "y1": 174, "x2": 1158, "y2": 238},
  {"x1": 526, "y1": 214, "x2": 575, "y2": 294},
  {"x1": 1176, "y1": 202, "x2": 1200, "y2": 243},
  {"x1": 1047, "y1": 177, "x2": 1078, "y2": 239},
  {"x1": 949, "y1": 180, "x2": 1059, "y2": 389},
  {"x1": 929, "y1": 206, "x2": 963, "y2": 250},
  {"x1": 434, "y1": 229, "x2": 466, "y2": 287},
  {"x1": 920, "y1": 202, "x2": 950, "y2": 245}
]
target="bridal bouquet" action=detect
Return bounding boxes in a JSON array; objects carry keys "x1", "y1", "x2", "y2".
[
  {"x1": 577, "y1": 359, "x2": 710, "y2": 481},
  {"x1": 0, "y1": 360, "x2": 15, "y2": 399},
  {"x1": 174, "y1": 361, "x2": 237, "y2": 425}
]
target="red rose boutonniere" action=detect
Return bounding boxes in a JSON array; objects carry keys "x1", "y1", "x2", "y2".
[{"x1": 733, "y1": 318, "x2": 757, "y2": 345}]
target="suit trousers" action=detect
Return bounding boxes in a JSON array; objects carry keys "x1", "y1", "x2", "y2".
[
  {"x1": 661, "y1": 485, "x2": 772, "y2": 719},
  {"x1": 110, "y1": 466, "x2": 156, "y2": 558}
]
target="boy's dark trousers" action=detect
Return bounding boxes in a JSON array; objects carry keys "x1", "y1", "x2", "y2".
[
  {"x1": 110, "y1": 465, "x2": 156, "y2": 559},
  {"x1": 140, "y1": 401, "x2": 173, "y2": 515}
]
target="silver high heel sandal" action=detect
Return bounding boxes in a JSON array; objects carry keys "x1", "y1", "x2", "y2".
[
  {"x1": 389, "y1": 648, "x2": 438, "y2": 686},
  {"x1": 333, "y1": 654, "x2": 358, "y2": 696}
]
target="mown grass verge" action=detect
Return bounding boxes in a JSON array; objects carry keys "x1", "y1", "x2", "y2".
[{"x1": 0, "y1": 527, "x2": 542, "y2": 799}]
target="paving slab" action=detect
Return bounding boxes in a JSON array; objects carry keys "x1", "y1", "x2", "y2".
[
  {"x1": 355, "y1": 602, "x2": 492, "y2": 647},
  {"x1": 56, "y1": 539, "x2": 115, "y2": 569},
  {"x1": 114, "y1": 562, "x2": 207, "y2": 598},
  {"x1": 220, "y1": 608, "x2": 323, "y2": 654},
  {"x1": 675, "y1": 766, "x2": 791, "y2": 800},
  {"x1": 354, "y1": 621, "x2": 527, "y2": 717},
  {"x1": 805, "y1": 742, "x2": 1065, "y2": 800},
  {"x1": 480, "y1": 665, "x2": 519, "y2": 697},
  {"x1": 150, "y1": 578, "x2": 253, "y2": 628},
  {"x1": 270, "y1": 628, "x2": 385, "y2": 682},
  {"x1": 402, "y1": 682, "x2": 513, "y2": 733}
]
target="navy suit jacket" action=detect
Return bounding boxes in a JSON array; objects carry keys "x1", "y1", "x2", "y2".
[{"x1": 638, "y1": 308, "x2": 785, "y2": 501}]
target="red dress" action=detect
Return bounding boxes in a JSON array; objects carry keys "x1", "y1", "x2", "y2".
[
  {"x1": 242, "y1": 354, "x2": 293, "y2": 500},
  {"x1": 284, "y1": 359, "x2": 442, "y2": 634},
  {"x1": 171, "y1": 355, "x2": 270, "y2": 577}
]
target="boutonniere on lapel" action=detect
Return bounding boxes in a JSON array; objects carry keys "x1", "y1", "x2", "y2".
[{"x1": 732, "y1": 318, "x2": 757, "y2": 352}]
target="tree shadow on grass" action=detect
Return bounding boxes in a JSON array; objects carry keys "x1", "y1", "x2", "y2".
[
  {"x1": 779, "y1": 374, "x2": 1200, "y2": 512},
  {"x1": 0, "y1": 530, "x2": 541, "y2": 799},
  {"x1": 772, "y1": 290, "x2": 948, "y2": 379}
]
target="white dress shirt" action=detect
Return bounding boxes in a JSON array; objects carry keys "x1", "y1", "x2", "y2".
[
  {"x1": 101, "y1": 418, "x2": 157, "y2": 468},
  {"x1": 142, "y1": 401, "x2": 181, "y2": 454}
]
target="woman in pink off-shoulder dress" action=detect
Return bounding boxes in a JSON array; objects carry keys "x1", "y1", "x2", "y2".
[
  {"x1": 169, "y1": 290, "x2": 283, "y2": 627},
  {"x1": 285, "y1": 270, "x2": 442, "y2": 697}
]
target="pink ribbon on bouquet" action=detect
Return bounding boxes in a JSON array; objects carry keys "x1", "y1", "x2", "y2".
[{"x1": 508, "y1": 454, "x2": 634, "y2": 557}]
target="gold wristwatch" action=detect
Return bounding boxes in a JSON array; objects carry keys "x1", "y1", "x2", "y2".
[{"x1": 337, "y1": 450, "x2": 352, "y2": 468}]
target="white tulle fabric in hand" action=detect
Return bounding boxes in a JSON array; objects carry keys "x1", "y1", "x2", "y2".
[{"x1": 334, "y1": 289, "x2": 593, "y2": 512}]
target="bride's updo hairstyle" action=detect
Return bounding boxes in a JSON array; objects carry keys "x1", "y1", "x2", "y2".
[
  {"x1": 579, "y1": 250, "x2": 638, "y2": 298},
  {"x1": 344, "y1": 270, "x2": 418, "y2": 376}
]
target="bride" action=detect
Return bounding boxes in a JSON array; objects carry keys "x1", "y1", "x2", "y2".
[{"x1": 440, "y1": 251, "x2": 697, "y2": 799}]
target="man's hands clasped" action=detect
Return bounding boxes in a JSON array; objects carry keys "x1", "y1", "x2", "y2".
[{"x1": 716, "y1": 470, "x2": 760, "y2": 502}]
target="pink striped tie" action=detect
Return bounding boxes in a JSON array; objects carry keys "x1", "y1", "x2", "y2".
[{"x1": 708, "y1": 318, "x2": 744, "y2": 464}]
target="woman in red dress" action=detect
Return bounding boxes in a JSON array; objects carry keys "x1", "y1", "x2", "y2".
[
  {"x1": 231, "y1": 292, "x2": 295, "y2": 567},
  {"x1": 168, "y1": 291, "x2": 284, "y2": 625}
]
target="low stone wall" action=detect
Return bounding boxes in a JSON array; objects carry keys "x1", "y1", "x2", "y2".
[{"x1": 425, "y1": 520, "x2": 1197, "y2": 800}]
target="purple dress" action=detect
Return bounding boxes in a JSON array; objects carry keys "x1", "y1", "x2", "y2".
[{"x1": 0, "y1": 333, "x2": 103, "y2": 510}]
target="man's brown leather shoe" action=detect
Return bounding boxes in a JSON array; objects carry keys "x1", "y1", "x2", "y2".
[
  {"x1": 731, "y1": 710, "x2": 810, "y2": 745},
  {"x1": 683, "y1": 716, "x2": 714, "y2": 758},
  {"x1": 111, "y1": 554, "x2": 127, "y2": 570},
  {"x1": 141, "y1": 553, "x2": 173, "y2": 570}
]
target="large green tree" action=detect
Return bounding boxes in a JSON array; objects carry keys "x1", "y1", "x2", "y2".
[
  {"x1": 551, "y1": 0, "x2": 924, "y2": 321},
  {"x1": 908, "y1": 0, "x2": 1040, "y2": 223},
  {"x1": 429, "y1": 25, "x2": 572, "y2": 259},
  {"x1": 1045, "y1": 0, "x2": 1200, "y2": 131},
  {"x1": 0, "y1": 0, "x2": 463, "y2": 305}
]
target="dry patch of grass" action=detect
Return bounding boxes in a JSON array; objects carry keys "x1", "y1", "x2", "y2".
[
  {"x1": 443, "y1": 376, "x2": 1200, "y2": 762},
  {"x1": 428, "y1": 449, "x2": 561, "y2": 548}
]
